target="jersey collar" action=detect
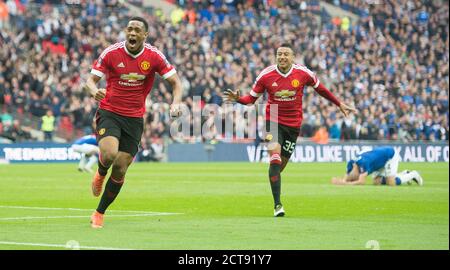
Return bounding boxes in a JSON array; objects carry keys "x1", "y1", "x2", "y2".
[
  {"x1": 124, "y1": 42, "x2": 145, "y2": 58},
  {"x1": 275, "y1": 64, "x2": 293, "y2": 78}
]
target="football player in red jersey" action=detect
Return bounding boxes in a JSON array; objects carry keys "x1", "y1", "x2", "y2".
[
  {"x1": 83, "y1": 17, "x2": 182, "y2": 228},
  {"x1": 224, "y1": 43, "x2": 356, "y2": 217}
]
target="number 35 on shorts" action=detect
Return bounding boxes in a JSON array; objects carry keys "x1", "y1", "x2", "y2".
[{"x1": 282, "y1": 140, "x2": 296, "y2": 154}]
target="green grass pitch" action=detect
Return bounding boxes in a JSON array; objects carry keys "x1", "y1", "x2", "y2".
[{"x1": 0, "y1": 162, "x2": 448, "y2": 250}]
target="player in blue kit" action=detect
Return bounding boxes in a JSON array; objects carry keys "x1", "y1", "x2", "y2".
[
  {"x1": 331, "y1": 146, "x2": 424, "y2": 186},
  {"x1": 71, "y1": 134, "x2": 99, "y2": 173}
]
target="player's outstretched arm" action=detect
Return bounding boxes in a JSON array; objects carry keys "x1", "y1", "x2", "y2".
[
  {"x1": 331, "y1": 176, "x2": 346, "y2": 185},
  {"x1": 223, "y1": 89, "x2": 241, "y2": 103},
  {"x1": 332, "y1": 173, "x2": 367, "y2": 185},
  {"x1": 338, "y1": 102, "x2": 357, "y2": 118},
  {"x1": 313, "y1": 82, "x2": 357, "y2": 117},
  {"x1": 224, "y1": 89, "x2": 258, "y2": 105},
  {"x1": 166, "y1": 73, "x2": 183, "y2": 118},
  {"x1": 331, "y1": 173, "x2": 352, "y2": 185},
  {"x1": 354, "y1": 173, "x2": 368, "y2": 185},
  {"x1": 83, "y1": 74, "x2": 106, "y2": 102}
]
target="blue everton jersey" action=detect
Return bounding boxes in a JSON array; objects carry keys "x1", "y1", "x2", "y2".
[
  {"x1": 352, "y1": 147, "x2": 395, "y2": 174},
  {"x1": 73, "y1": 135, "x2": 97, "y2": 146}
]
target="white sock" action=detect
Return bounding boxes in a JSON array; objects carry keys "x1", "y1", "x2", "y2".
[
  {"x1": 396, "y1": 171, "x2": 415, "y2": 184},
  {"x1": 85, "y1": 155, "x2": 98, "y2": 171},
  {"x1": 78, "y1": 155, "x2": 87, "y2": 169}
]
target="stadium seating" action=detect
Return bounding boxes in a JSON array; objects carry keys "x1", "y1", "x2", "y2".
[{"x1": 0, "y1": 0, "x2": 448, "y2": 147}]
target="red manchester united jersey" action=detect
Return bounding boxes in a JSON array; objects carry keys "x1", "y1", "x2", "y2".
[
  {"x1": 91, "y1": 41, "x2": 176, "y2": 117},
  {"x1": 251, "y1": 64, "x2": 321, "y2": 128}
]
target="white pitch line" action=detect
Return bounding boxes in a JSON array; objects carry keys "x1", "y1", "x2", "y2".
[
  {"x1": 0, "y1": 213, "x2": 177, "y2": 221},
  {"x1": 0, "y1": 205, "x2": 183, "y2": 215},
  {"x1": 0, "y1": 241, "x2": 133, "y2": 250}
]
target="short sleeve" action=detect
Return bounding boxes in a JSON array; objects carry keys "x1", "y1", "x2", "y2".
[
  {"x1": 299, "y1": 65, "x2": 320, "y2": 88},
  {"x1": 154, "y1": 51, "x2": 176, "y2": 80},
  {"x1": 91, "y1": 49, "x2": 111, "y2": 78},
  {"x1": 250, "y1": 70, "x2": 268, "y2": 97}
]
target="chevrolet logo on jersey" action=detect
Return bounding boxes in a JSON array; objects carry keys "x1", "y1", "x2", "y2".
[
  {"x1": 120, "y1": 73, "x2": 146, "y2": 82},
  {"x1": 275, "y1": 90, "x2": 296, "y2": 99},
  {"x1": 274, "y1": 89, "x2": 297, "y2": 101}
]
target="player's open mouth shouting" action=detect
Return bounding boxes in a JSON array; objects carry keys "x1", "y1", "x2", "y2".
[{"x1": 128, "y1": 37, "x2": 138, "y2": 50}]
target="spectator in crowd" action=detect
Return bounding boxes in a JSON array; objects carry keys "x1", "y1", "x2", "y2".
[
  {"x1": 1, "y1": 119, "x2": 32, "y2": 142},
  {"x1": 311, "y1": 126, "x2": 330, "y2": 144},
  {"x1": 41, "y1": 109, "x2": 55, "y2": 141}
]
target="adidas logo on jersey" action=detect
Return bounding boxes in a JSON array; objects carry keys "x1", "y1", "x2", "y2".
[
  {"x1": 272, "y1": 82, "x2": 278, "y2": 87},
  {"x1": 117, "y1": 62, "x2": 125, "y2": 68}
]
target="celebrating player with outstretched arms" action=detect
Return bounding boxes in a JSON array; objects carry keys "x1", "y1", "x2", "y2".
[{"x1": 224, "y1": 43, "x2": 356, "y2": 217}]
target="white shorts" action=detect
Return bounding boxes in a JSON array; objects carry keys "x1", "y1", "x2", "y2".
[
  {"x1": 71, "y1": 144, "x2": 99, "y2": 155},
  {"x1": 372, "y1": 150, "x2": 400, "y2": 178}
]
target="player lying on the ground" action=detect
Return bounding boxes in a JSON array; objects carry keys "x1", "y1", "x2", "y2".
[
  {"x1": 331, "y1": 146, "x2": 423, "y2": 186},
  {"x1": 71, "y1": 134, "x2": 99, "y2": 173}
]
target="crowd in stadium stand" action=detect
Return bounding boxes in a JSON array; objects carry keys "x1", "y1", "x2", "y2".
[{"x1": 0, "y1": 0, "x2": 448, "y2": 152}]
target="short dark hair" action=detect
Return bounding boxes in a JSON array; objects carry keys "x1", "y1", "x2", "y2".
[
  {"x1": 129, "y1": 16, "x2": 148, "y2": 32},
  {"x1": 277, "y1": 43, "x2": 294, "y2": 54}
]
